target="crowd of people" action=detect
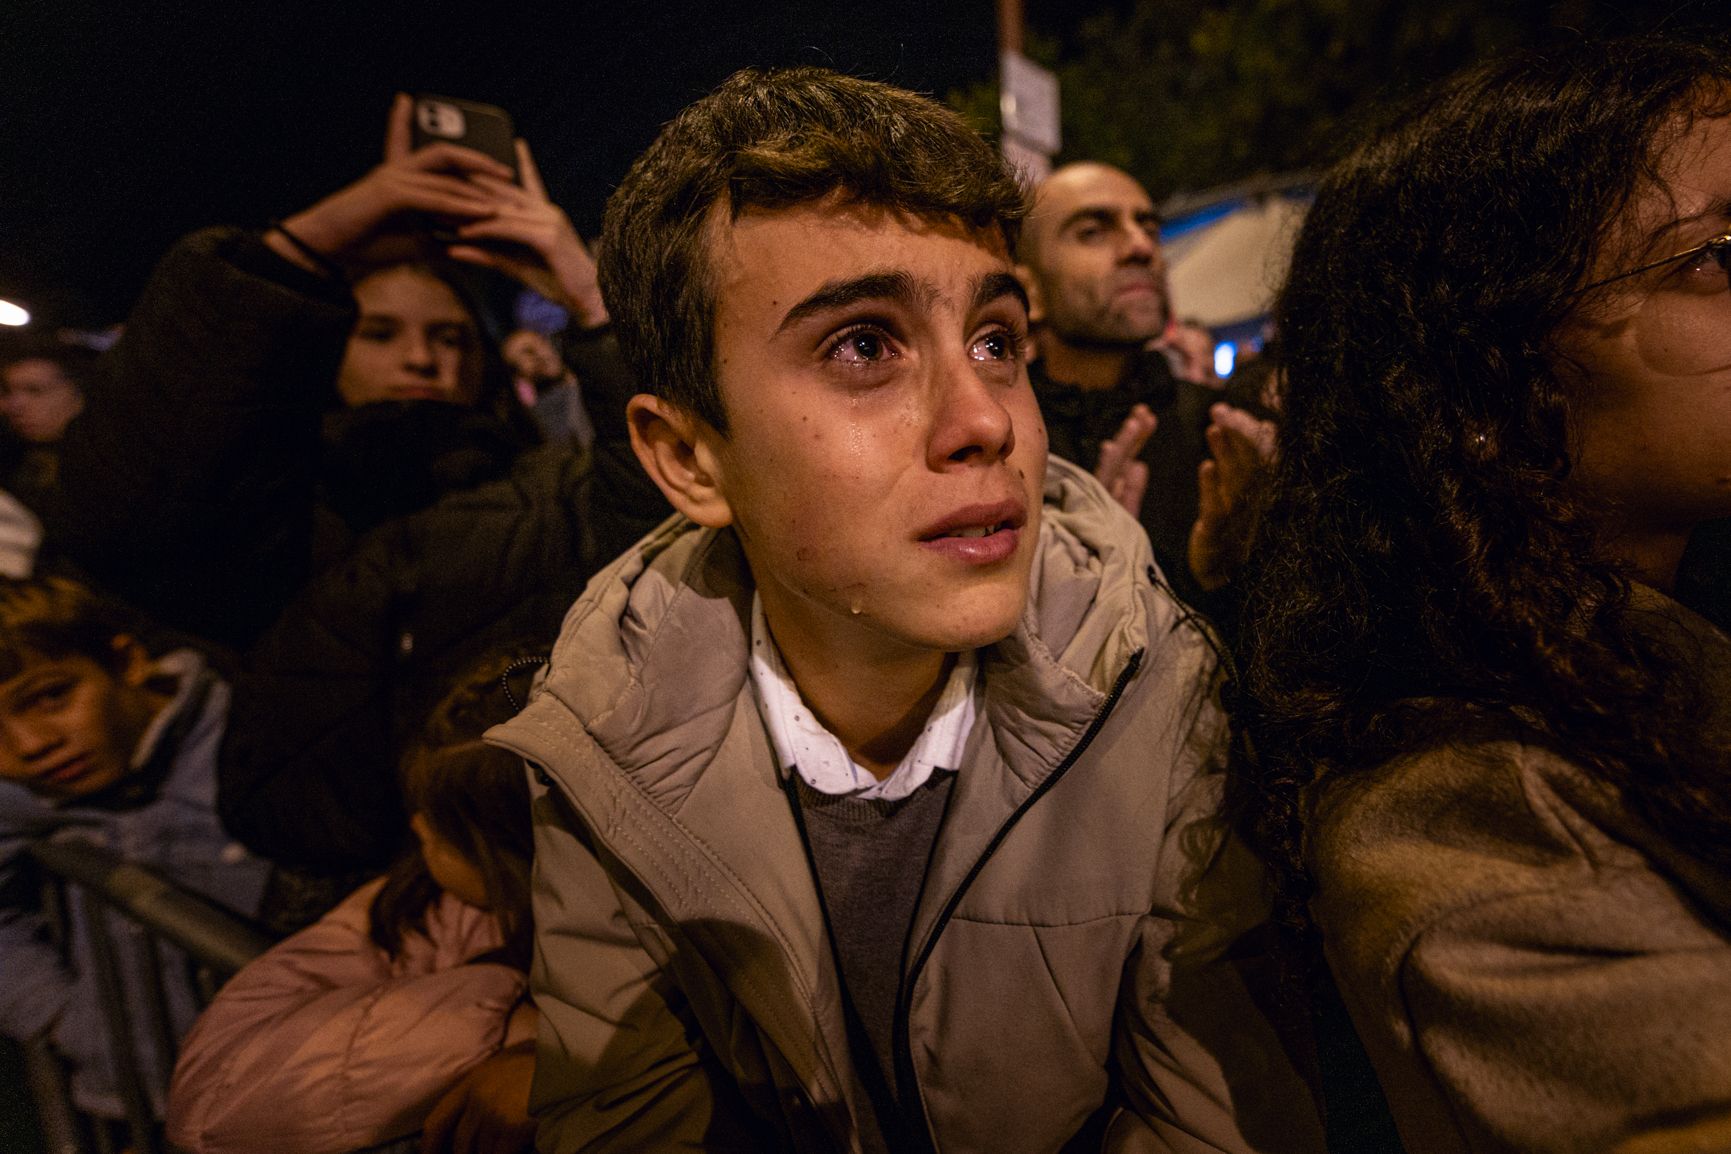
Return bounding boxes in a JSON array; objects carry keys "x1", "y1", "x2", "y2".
[{"x1": 0, "y1": 29, "x2": 1727, "y2": 1154}]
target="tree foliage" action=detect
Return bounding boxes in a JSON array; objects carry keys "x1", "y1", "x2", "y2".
[{"x1": 953, "y1": 0, "x2": 1680, "y2": 199}]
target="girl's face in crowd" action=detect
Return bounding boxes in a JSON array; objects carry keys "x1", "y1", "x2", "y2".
[
  {"x1": 410, "y1": 812, "x2": 490, "y2": 909},
  {"x1": 1557, "y1": 105, "x2": 1731, "y2": 566},
  {"x1": 0, "y1": 358, "x2": 84, "y2": 444},
  {"x1": 0, "y1": 641, "x2": 164, "y2": 802},
  {"x1": 335, "y1": 266, "x2": 483, "y2": 408}
]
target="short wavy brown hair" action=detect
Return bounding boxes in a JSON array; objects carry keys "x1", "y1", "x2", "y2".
[
  {"x1": 0, "y1": 576, "x2": 138, "y2": 682},
  {"x1": 598, "y1": 66, "x2": 1027, "y2": 432}
]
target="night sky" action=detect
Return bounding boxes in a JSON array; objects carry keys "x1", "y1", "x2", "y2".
[{"x1": 2, "y1": 1, "x2": 1066, "y2": 328}]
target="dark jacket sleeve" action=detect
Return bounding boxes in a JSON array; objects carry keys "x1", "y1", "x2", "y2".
[
  {"x1": 560, "y1": 326, "x2": 670, "y2": 562},
  {"x1": 220, "y1": 448, "x2": 596, "y2": 873},
  {"x1": 48, "y1": 227, "x2": 355, "y2": 650},
  {"x1": 218, "y1": 518, "x2": 410, "y2": 874}
]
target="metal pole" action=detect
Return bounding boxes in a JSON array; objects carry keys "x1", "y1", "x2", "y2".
[
  {"x1": 133, "y1": 931, "x2": 182, "y2": 1109},
  {"x1": 997, "y1": 0, "x2": 1025, "y2": 55},
  {"x1": 79, "y1": 892, "x2": 162, "y2": 1154},
  {"x1": 21, "y1": 1037, "x2": 88, "y2": 1154},
  {"x1": 28, "y1": 840, "x2": 273, "y2": 974}
]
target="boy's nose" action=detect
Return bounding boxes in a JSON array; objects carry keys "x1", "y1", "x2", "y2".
[{"x1": 930, "y1": 360, "x2": 1016, "y2": 468}]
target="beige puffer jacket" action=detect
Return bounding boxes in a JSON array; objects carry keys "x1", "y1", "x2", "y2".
[{"x1": 491, "y1": 457, "x2": 1324, "y2": 1153}]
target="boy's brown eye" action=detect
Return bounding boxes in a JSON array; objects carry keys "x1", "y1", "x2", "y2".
[
  {"x1": 833, "y1": 331, "x2": 887, "y2": 363},
  {"x1": 970, "y1": 328, "x2": 1024, "y2": 364}
]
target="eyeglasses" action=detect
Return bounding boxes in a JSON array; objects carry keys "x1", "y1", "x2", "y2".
[{"x1": 1577, "y1": 231, "x2": 1731, "y2": 294}]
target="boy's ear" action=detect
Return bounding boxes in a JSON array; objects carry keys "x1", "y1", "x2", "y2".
[
  {"x1": 626, "y1": 394, "x2": 734, "y2": 529},
  {"x1": 1014, "y1": 264, "x2": 1046, "y2": 327},
  {"x1": 112, "y1": 635, "x2": 151, "y2": 687}
]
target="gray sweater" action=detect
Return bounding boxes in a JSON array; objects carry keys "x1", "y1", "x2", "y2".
[{"x1": 794, "y1": 771, "x2": 955, "y2": 1111}]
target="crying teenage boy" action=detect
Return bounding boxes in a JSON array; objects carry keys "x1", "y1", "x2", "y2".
[{"x1": 490, "y1": 67, "x2": 1323, "y2": 1154}]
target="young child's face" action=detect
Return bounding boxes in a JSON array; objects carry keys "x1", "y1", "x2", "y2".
[
  {"x1": 411, "y1": 813, "x2": 491, "y2": 909},
  {"x1": 0, "y1": 644, "x2": 160, "y2": 802},
  {"x1": 699, "y1": 197, "x2": 1047, "y2": 659}
]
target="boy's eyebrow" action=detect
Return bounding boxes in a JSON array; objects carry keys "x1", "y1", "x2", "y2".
[
  {"x1": 775, "y1": 271, "x2": 931, "y2": 333},
  {"x1": 776, "y1": 269, "x2": 1028, "y2": 333},
  {"x1": 972, "y1": 271, "x2": 1030, "y2": 316}
]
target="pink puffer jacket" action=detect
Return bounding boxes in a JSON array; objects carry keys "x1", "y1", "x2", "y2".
[{"x1": 167, "y1": 877, "x2": 529, "y2": 1154}]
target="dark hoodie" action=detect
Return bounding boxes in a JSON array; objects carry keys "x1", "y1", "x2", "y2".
[{"x1": 48, "y1": 227, "x2": 667, "y2": 887}]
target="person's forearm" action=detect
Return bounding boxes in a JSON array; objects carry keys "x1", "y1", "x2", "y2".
[{"x1": 48, "y1": 227, "x2": 354, "y2": 646}]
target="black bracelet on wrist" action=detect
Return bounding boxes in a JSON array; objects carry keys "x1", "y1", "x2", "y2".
[
  {"x1": 568, "y1": 316, "x2": 613, "y2": 339},
  {"x1": 266, "y1": 220, "x2": 347, "y2": 283}
]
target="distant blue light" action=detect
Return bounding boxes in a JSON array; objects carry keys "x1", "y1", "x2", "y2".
[
  {"x1": 514, "y1": 288, "x2": 570, "y2": 335},
  {"x1": 1161, "y1": 200, "x2": 1241, "y2": 241},
  {"x1": 1214, "y1": 342, "x2": 1236, "y2": 379}
]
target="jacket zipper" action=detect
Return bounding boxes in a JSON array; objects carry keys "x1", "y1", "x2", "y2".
[{"x1": 891, "y1": 648, "x2": 1145, "y2": 1152}]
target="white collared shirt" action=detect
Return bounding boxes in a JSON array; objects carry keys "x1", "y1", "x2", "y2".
[{"x1": 747, "y1": 593, "x2": 978, "y2": 801}]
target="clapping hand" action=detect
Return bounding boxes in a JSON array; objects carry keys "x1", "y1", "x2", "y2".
[
  {"x1": 1095, "y1": 403, "x2": 1156, "y2": 518},
  {"x1": 1188, "y1": 403, "x2": 1276, "y2": 592}
]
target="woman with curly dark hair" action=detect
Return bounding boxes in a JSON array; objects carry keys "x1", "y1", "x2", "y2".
[{"x1": 1230, "y1": 36, "x2": 1731, "y2": 1154}]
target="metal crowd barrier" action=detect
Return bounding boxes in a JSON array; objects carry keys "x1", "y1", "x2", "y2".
[{"x1": 23, "y1": 838, "x2": 276, "y2": 1154}]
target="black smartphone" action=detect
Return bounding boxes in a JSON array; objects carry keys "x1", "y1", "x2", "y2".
[{"x1": 410, "y1": 94, "x2": 520, "y2": 183}]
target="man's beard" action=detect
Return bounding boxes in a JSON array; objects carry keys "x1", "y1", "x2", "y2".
[{"x1": 1046, "y1": 296, "x2": 1169, "y2": 351}]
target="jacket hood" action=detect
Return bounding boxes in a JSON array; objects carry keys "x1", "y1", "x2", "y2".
[{"x1": 495, "y1": 455, "x2": 1162, "y2": 808}]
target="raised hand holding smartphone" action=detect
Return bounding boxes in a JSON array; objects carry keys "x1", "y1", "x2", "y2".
[
  {"x1": 410, "y1": 95, "x2": 521, "y2": 183},
  {"x1": 265, "y1": 93, "x2": 511, "y2": 275}
]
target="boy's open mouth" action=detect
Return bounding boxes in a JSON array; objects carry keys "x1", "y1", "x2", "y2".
[
  {"x1": 917, "y1": 500, "x2": 1027, "y2": 563},
  {"x1": 947, "y1": 523, "x2": 1012, "y2": 539},
  {"x1": 918, "y1": 499, "x2": 1026, "y2": 541}
]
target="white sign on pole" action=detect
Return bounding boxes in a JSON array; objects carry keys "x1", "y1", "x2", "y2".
[{"x1": 999, "y1": 51, "x2": 1061, "y2": 156}]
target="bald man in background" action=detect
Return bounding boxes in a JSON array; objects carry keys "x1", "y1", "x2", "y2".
[{"x1": 1017, "y1": 162, "x2": 1271, "y2": 619}]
